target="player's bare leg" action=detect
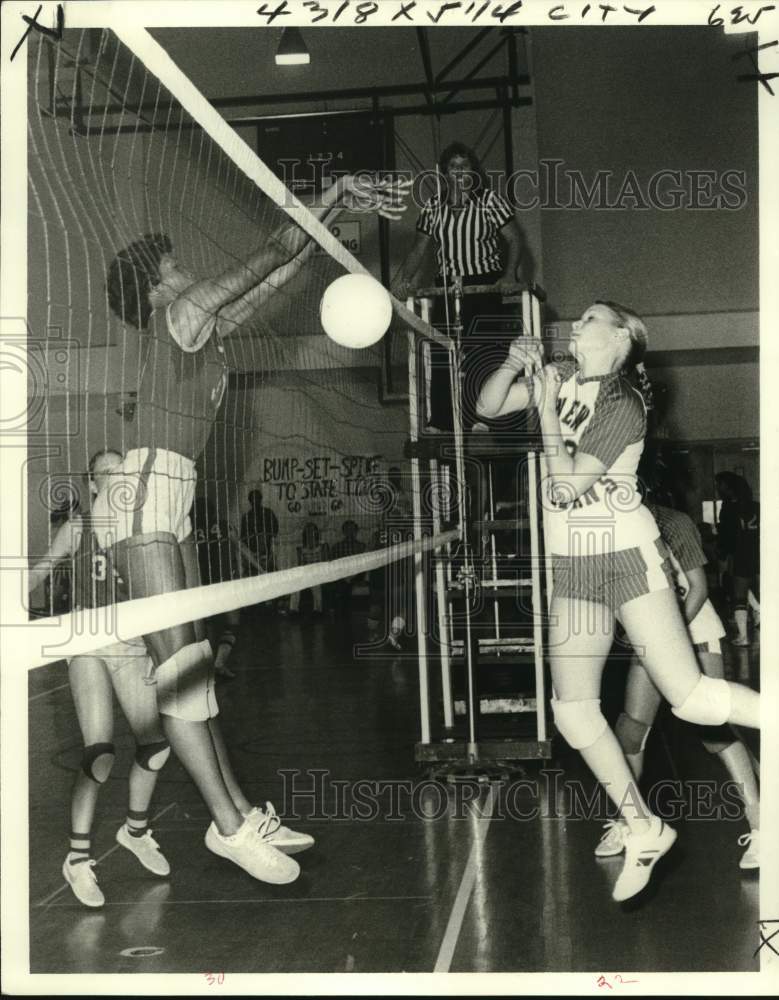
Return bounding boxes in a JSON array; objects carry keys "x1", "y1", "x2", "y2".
[{"x1": 114, "y1": 532, "x2": 244, "y2": 837}]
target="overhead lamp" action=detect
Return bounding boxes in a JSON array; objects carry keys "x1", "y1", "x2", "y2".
[{"x1": 275, "y1": 28, "x2": 310, "y2": 66}]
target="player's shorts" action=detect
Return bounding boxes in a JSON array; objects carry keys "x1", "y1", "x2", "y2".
[
  {"x1": 68, "y1": 635, "x2": 147, "y2": 674},
  {"x1": 551, "y1": 537, "x2": 673, "y2": 613},
  {"x1": 91, "y1": 448, "x2": 196, "y2": 548},
  {"x1": 155, "y1": 643, "x2": 218, "y2": 722}
]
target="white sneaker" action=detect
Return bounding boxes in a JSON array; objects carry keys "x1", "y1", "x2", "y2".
[
  {"x1": 738, "y1": 829, "x2": 760, "y2": 870},
  {"x1": 594, "y1": 820, "x2": 627, "y2": 858},
  {"x1": 245, "y1": 802, "x2": 315, "y2": 855},
  {"x1": 205, "y1": 818, "x2": 300, "y2": 884},
  {"x1": 612, "y1": 816, "x2": 676, "y2": 902},
  {"x1": 116, "y1": 825, "x2": 171, "y2": 877},
  {"x1": 62, "y1": 856, "x2": 105, "y2": 908}
]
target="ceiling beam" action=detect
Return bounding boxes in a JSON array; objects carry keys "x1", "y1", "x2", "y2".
[
  {"x1": 442, "y1": 36, "x2": 510, "y2": 104},
  {"x1": 416, "y1": 28, "x2": 435, "y2": 107},
  {"x1": 434, "y1": 27, "x2": 493, "y2": 84}
]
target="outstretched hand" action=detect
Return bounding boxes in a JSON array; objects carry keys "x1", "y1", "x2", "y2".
[{"x1": 342, "y1": 174, "x2": 412, "y2": 220}]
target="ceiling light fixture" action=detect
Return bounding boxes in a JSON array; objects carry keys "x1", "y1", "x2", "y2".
[{"x1": 275, "y1": 28, "x2": 310, "y2": 66}]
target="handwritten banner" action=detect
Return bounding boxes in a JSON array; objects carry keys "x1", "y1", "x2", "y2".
[{"x1": 261, "y1": 453, "x2": 382, "y2": 514}]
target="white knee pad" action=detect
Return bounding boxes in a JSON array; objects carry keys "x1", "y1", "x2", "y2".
[
  {"x1": 671, "y1": 675, "x2": 731, "y2": 727},
  {"x1": 551, "y1": 698, "x2": 608, "y2": 750}
]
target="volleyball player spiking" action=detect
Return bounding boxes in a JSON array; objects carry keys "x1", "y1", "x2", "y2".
[{"x1": 99, "y1": 175, "x2": 408, "y2": 885}]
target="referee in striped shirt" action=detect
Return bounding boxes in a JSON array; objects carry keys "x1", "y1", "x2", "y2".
[{"x1": 393, "y1": 142, "x2": 524, "y2": 432}]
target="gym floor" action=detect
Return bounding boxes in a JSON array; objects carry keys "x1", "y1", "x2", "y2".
[{"x1": 27, "y1": 603, "x2": 760, "y2": 976}]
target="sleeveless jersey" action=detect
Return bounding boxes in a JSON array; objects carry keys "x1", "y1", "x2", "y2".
[
  {"x1": 544, "y1": 363, "x2": 659, "y2": 555},
  {"x1": 129, "y1": 306, "x2": 229, "y2": 461},
  {"x1": 648, "y1": 503, "x2": 725, "y2": 644},
  {"x1": 71, "y1": 514, "x2": 126, "y2": 611}
]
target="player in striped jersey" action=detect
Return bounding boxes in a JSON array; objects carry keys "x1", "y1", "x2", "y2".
[
  {"x1": 477, "y1": 300, "x2": 760, "y2": 902},
  {"x1": 596, "y1": 500, "x2": 760, "y2": 870},
  {"x1": 27, "y1": 450, "x2": 171, "y2": 908},
  {"x1": 393, "y1": 142, "x2": 524, "y2": 431}
]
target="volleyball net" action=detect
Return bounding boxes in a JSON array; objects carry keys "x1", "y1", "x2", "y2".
[{"x1": 24, "y1": 26, "x2": 459, "y2": 665}]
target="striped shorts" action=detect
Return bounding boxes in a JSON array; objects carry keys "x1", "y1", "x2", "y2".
[{"x1": 552, "y1": 537, "x2": 674, "y2": 613}]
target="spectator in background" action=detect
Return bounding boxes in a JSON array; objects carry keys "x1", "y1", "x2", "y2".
[
  {"x1": 715, "y1": 472, "x2": 760, "y2": 646},
  {"x1": 240, "y1": 489, "x2": 279, "y2": 575},
  {"x1": 392, "y1": 142, "x2": 525, "y2": 432},
  {"x1": 288, "y1": 523, "x2": 328, "y2": 615},
  {"x1": 368, "y1": 468, "x2": 415, "y2": 650},
  {"x1": 328, "y1": 520, "x2": 367, "y2": 615}
]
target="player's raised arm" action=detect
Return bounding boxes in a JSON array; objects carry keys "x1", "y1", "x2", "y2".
[
  {"x1": 217, "y1": 174, "x2": 410, "y2": 334},
  {"x1": 476, "y1": 337, "x2": 545, "y2": 419}
]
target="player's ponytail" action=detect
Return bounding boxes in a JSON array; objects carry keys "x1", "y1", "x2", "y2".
[
  {"x1": 634, "y1": 361, "x2": 654, "y2": 411},
  {"x1": 597, "y1": 299, "x2": 653, "y2": 410}
]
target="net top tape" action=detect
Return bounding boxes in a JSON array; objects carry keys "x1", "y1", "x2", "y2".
[{"x1": 23, "y1": 527, "x2": 458, "y2": 669}]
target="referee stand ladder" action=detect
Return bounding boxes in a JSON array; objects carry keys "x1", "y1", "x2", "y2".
[{"x1": 404, "y1": 281, "x2": 554, "y2": 779}]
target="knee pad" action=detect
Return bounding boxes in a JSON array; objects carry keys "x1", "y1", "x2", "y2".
[
  {"x1": 700, "y1": 724, "x2": 736, "y2": 755},
  {"x1": 671, "y1": 675, "x2": 731, "y2": 726},
  {"x1": 615, "y1": 712, "x2": 651, "y2": 756},
  {"x1": 551, "y1": 698, "x2": 608, "y2": 750},
  {"x1": 81, "y1": 742, "x2": 115, "y2": 783},
  {"x1": 135, "y1": 739, "x2": 171, "y2": 772}
]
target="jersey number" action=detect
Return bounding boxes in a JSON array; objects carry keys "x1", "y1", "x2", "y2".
[{"x1": 92, "y1": 554, "x2": 107, "y2": 582}]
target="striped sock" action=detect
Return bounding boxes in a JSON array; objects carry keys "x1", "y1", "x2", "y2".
[
  {"x1": 68, "y1": 832, "x2": 91, "y2": 863},
  {"x1": 126, "y1": 809, "x2": 148, "y2": 837}
]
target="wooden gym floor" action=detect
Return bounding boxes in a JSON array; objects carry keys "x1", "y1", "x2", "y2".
[{"x1": 26, "y1": 602, "x2": 761, "y2": 977}]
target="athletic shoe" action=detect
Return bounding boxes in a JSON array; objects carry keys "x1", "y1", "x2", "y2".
[
  {"x1": 245, "y1": 802, "x2": 315, "y2": 855},
  {"x1": 116, "y1": 825, "x2": 170, "y2": 877},
  {"x1": 204, "y1": 818, "x2": 300, "y2": 884},
  {"x1": 594, "y1": 819, "x2": 627, "y2": 858},
  {"x1": 611, "y1": 816, "x2": 677, "y2": 902},
  {"x1": 730, "y1": 635, "x2": 750, "y2": 647},
  {"x1": 62, "y1": 856, "x2": 105, "y2": 908},
  {"x1": 738, "y1": 829, "x2": 760, "y2": 870}
]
